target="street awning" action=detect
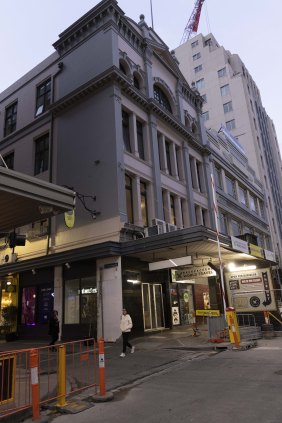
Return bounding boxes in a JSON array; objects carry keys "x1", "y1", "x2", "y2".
[{"x1": 0, "y1": 166, "x2": 75, "y2": 234}]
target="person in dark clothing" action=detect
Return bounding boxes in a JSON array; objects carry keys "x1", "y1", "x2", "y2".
[{"x1": 48, "y1": 310, "x2": 60, "y2": 351}]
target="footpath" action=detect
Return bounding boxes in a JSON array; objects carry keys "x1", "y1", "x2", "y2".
[{"x1": 2, "y1": 325, "x2": 279, "y2": 422}]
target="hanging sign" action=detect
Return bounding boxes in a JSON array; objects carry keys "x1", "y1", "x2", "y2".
[{"x1": 64, "y1": 210, "x2": 75, "y2": 228}]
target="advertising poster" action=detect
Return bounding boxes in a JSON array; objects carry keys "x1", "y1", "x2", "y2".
[
  {"x1": 172, "y1": 307, "x2": 180, "y2": 325},
  {"x1": 225, "y1": 268, "x2": 275, "y2": 312}
]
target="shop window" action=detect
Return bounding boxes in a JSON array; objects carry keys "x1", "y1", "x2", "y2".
[
  {"x1": 21, "y1": 287, "x2": 36, "y2": 325},
  {"x1": 64, "y1": 279, "x2": 80, "y2": 324},
  {"x1": 64, "y1": 277, "x2": 97, "y2": 325}
]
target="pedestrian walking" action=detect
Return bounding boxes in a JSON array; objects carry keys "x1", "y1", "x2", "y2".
[
  {"x1": 48, "y1": 310, "x2": 60, "y2": 351},
  {"x1": 120, "y1": 308, "x2": 135, "y2": 357}
]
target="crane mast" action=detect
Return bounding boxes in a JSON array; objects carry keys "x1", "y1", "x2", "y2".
[{"x1": 180, "y1": 0, "x2": 205, "y2": 45}]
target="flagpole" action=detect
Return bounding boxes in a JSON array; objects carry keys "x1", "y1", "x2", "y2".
[
  {"x1": 150, "y1": 0, "x2": 154, "y2": 29},
  {"x1": 211, "y1": 173, "x2": 227, "y2": 318}
]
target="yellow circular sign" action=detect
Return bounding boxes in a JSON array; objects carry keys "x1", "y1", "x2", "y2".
[{"x1": 64, "y1": 210, "x2": 75, "y2": 228}]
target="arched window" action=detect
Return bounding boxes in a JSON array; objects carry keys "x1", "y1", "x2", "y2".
[
  {"x1": 153, "y1": 85, "x2": 172, "y2": 113},
  {"x1": 133, "y1": 74, "x2": 140, "y2": 89},
  {"x1": 119, "y1": 61, "x2": 127, "y2": 75}
]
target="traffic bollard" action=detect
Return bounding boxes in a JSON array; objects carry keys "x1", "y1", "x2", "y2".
[{"x1": 57, "y1": 345, "x2": 67, "y2": 407}]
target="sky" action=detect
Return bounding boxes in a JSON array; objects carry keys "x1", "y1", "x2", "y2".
[{"x1": 1, "y1": 0, "x2": 282, "y2": 150}]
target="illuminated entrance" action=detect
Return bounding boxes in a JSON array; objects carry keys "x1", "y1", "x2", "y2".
[{"x1": 142, "y1": 283, "x2": 165, "y2": 331}]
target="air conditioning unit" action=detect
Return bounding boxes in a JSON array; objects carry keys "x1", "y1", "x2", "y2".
[
  {"x1": 166, "y1": 223, "x2": 178, "y2": 232},
  {"x1": 144, "y1": 226, "x2": 159, "y2": 237},
  {"x1": 152, "y1": 219, "x2": 167, "y2": 234},
  {"x1": 1, "y1": 253, "x2": 18, "y2": 265}
]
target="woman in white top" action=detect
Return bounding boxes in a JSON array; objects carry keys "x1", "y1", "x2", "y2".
[{"x1": 120, "y1": 308, "x2": 135, "y2": 357}]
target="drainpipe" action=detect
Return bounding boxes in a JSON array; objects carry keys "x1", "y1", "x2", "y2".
[{"x1": 46, "y1": 62, "x2": 64, "y2": 255}]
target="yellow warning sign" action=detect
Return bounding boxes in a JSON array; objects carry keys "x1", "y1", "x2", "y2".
[{"x1": 196, "y1": 310, "x2": 220, "y2": 317}]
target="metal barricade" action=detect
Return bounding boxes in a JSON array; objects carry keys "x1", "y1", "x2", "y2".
[
  {"x1": 0, "y1": 338, "x2": 99, "y2": 420},
  {"x1": 207, "y1": 315, "x2": 229, "y2": 342}
]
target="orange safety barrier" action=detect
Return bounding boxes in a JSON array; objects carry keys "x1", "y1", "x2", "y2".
[{"x1": 0, "y1": 338, "x2": 100, "y2": 420}]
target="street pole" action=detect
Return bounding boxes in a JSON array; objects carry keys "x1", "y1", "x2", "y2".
[{"x1": 211, "y1": 173, "x2": 227, "y2": 318}]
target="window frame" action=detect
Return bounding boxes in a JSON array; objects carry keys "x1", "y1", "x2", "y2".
[
  {"x1": 34, "y1": 133, "x2": 49, "y2": 175},
  {"x1": 35, "y1": 79, "x2": 51, "y2": 116},
  {"x1": 4, "y1": 101, "x2": 17, "y2": 136},
  {"x1": 220, "y1": 84, "x2": 230, "y2": 96}
]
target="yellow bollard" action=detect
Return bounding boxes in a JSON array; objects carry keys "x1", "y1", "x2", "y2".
[
  {"x1": 226, "y1": 307, "x2": 240, "y2": 347},
  {"x1": 57, "y1": 345, "x2": 67, "y2": 407}
]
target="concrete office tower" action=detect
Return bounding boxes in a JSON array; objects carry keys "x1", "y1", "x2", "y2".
[{"x1": 175, "y1": 33, "x2": 282, "y2": 269}]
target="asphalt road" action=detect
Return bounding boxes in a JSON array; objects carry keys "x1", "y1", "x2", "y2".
[{"x1": 46, "y1": 339, "x2": 282, "y2": 423}]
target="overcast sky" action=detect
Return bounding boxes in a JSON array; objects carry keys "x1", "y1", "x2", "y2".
[{"x1": 1, "y1": 0, "x2": 282, "y2": 150}]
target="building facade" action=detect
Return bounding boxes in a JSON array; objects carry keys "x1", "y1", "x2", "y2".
[
  {"x1": 175, "y1": 33, "x2": 282, "y2": 272},
  {"x1": 0, "y1": 1, "x2": 278, "y2": 341}
]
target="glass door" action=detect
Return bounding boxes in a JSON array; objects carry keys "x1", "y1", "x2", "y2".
[{"x1": 142, "y1": 283, "x2": 165, "y2": 331}]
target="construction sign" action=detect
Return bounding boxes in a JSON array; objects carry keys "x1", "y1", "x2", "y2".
[
  {"x1": 196, "y1": 310, "x2": 220, "y2": 317},
  {"x1": 225, "y1": 267, "x2": 276, "y2": 312}
]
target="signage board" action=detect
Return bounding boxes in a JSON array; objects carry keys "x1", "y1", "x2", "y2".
[
  {"x1": 249, "y1": 243, "x2": 264, "y2": 259},
  {"x1": 231, "y1": 236, "x2": 249, "y2": 254},
  {"x1": 196, "y1": 310, "x2": 220, "y2": 317},
  {"x1": 225, "y1": 268, "x2": 275, "y2": 312},
  {"x1": 264, "y1": 249, "x2": 276, "y2": 262},
  {"x1": 172, "y1": 265, "x2": 216, "y2": 282}
]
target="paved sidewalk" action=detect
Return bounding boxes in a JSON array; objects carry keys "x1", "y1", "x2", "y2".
[{"x1": 3, "y1": 325, "x2": 278, "y2": 422}]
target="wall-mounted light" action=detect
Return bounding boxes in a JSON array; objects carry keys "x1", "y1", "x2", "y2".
[
  {"x1": 126, "y1": 271, "x2": 141, "y2": 284},
  {"x1": 227, "y1": 263, "x2": 257, "y2": 272},
  {"x1": 65, "y1": 263, "x2": 71, "y2": 269},
  {"x1": 31, "y1": 269, "x2": 36, "y2": 275}
]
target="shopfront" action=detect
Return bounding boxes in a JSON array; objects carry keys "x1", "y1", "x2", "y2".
[
  {"x1": 18, "y1": 268, "x2": 54, "y2": 339},
  {"x1": 63, "y1": 260, "x2": 97, "y2": 340}
]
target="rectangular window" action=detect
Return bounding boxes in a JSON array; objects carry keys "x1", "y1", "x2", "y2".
[
  {"x1": 196, "y1": 78, "x2": 205, "y2": 89},
  {"x1": 223, "y1": 101, "x2": 233, "y2": 113},
  {"x1": 125, "y1": 174, "x2": 133, "y2": 224},
  {"x1": 64, "y1": 277, "x2": 97, "y2": 325},
  {"x1": 34, "y1": 134, "x2": 49, "y2": 175},
  {"x1": 194, "y1": 64, "x2": 203, "y2": 73},
  {"x1": 219, "y1": 212, "x2": 227, "y2": 234},
  {"x1": 140, "y1": 181, "x2": 148, "y2": 226},
  {"x1": 122, "y1": 110, "x2": 131, "y2": 153},
  {"x1": 165, "y1": 141, "x2": 172, "y2": 175},
  {"x1": 249, "y1": 194, "x2": 257, "y2": 213},
  {"x1": 218, "y1": 67, "x2": 227, "y2": 78},
  {"x1": 192, "y1": 52, "x2": 201, "y2": 61},
  {"x1": 238, "y1": 186, "x2": 247, "y2": 205},
  {"x1": 35, "y1": 79, "x2": 51, "y2": 116},
  {"x1": 204, "y1": 38, "x2": 212, "y2": 47},
  {"x1": 214, "y1": 167, "x2": 222, "y2": 189},
  {"x1": 226, "y1": 176, "x2": 236, "y2": 198},
  {"x1": 226, "y1": 119, "x2": 236, "y2": 130},
  {"x1": 202, "y1": 111, "x2": 209, "y2": 122},
  {"x1": 21, "y1": 287, "x2": 37, "y2": 324},
  {"x1": 191, "y1": 40, "x2": 199, "y2": 48},
  {"x1": 4, "y1": 102, "x2": 17, "y2": 136},
  {"x1": 64, "y1": 279, "x2": 80, "y2": 324},
  {"x1": 136, "y1": 120, "x2": 145, "y2": 160},
  {"x1": 170, "y1": 195, "x2": 176, "y2": 225},
  {"x1": 3, "y1": 152, "x2": 14, "y2": 169},
  {"x1": 231, "y1": 219, "x2": 241, "y2": 236},
  {"x1": 220, "y1": 84, "x2": 230, "y2": 96}
]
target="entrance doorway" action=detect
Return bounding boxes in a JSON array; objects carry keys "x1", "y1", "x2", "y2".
[{"x1": 142, "y1": 283, "x2": 165, "y2": 331}]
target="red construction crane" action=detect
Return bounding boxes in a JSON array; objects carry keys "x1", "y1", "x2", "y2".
[{"x1": 180, "y1": 0, "x2": 205, "y2": 44}]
